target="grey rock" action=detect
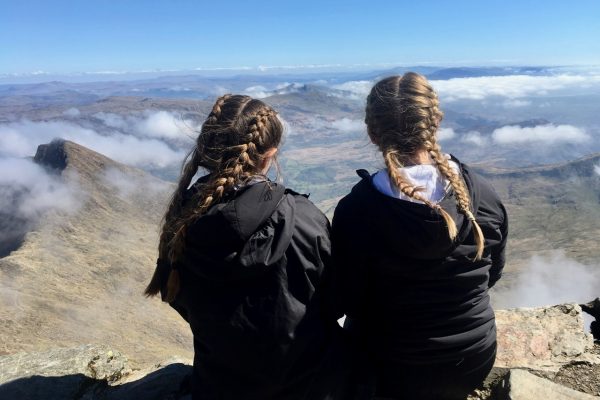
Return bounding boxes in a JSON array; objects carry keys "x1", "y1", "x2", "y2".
[
  {"x1": 0, "y1": 344, "x2": 192, "y2": 400},
  {"x1": 495, "y1": 304, "x2": 600, "y2": 371},
  {"x1": 496, "y1": 369, "x2": 598, "y2": 399}
]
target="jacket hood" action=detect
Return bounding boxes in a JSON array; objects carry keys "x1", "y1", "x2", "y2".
[
  {"x1": 351, "y1": 155, "x2": 482, "y2": 260},
  {"x1": 180, "y1": 180, "x2": 294, "y2": 281}
]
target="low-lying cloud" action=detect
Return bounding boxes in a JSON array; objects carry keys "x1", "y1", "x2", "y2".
[
  {"x1": 492, "y1": 124, "x2": 590, "y2": 145},
  {"x1": 243, "y1": 83, "x2": 303, "y2": 99},
  {"x1": 493, "y1": 251, "x2": 600, "y2": 310},
  {"x1": 0, "y1": 157, "x2": 82, "y2": 256},
  {"x1": 431, "y1": 74, "x2": 600, "y2": 101},
  {"x1": 595, "y1": 164, "x2": 600, "y2": 176},
  {"x1": 330, "y1": 118, "x2": 364, "y2": 133},
  {"x1": 0, "y1": 119, "x2": 186, "y2": 168},
  {"x1": 332, "y1": 73, "x2": 600, "y2": 102},
  {"x1": 94, "y1": 110, "x2": 200, "y2": 141}
]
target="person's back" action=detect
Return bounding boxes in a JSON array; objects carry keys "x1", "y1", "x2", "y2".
[
  {"x1": 145, "y1": 95, "x2": 346, "y2": 400},
  {"x1": 332, "y1": 73, "x2": 508, "y2": 400}
]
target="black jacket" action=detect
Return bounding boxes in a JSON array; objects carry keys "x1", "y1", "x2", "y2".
[
  {"x1": 331, "y1": 158, "x2": 508, "y2": 369},
  {"x1": 164, "y1": 180, "x2": 346, "y2": 400}
]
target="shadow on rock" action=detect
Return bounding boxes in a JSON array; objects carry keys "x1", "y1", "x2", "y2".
[{"x1": 0, "y1": 363, "x2": 192, "y2": 400}]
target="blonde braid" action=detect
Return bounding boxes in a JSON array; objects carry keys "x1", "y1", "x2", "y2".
[
  {"x1": 384, "y1": 150, "x2": 458, "y2": 240},
  {"x1": 424, "y1": 134, "x2": 485, "y2": 260},
  {"x1": 420, "y1": 79, "x2": 485, "y2": 260}
]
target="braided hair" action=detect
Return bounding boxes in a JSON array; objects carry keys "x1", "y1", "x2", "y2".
[
  {"x1": 145, "y1": 94, "x2": 283, "y2": 301},
  {"x1": 365, "y1": 73, "x2": 485, "y2": 260}
]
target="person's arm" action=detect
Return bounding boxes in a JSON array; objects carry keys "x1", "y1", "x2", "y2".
[{"x1": 488, "y1": 201, "x2": 508, "y2": 288}]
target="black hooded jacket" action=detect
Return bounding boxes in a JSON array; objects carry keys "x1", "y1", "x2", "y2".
[
  {"x1": 331, "y1": 157, "x2": 508, "y2": 368},
  {"x1": 164, "y1": 179, "x2": 346, "y2": 400}
]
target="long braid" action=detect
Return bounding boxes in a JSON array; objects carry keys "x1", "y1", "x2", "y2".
[
  {"x1": 418, "y1": 84, "x2": 485, "y2": 260},
  {"x1": 384, "y1": 150, "x2": 458, "y2": 240},
  {"x1": 145, "y1": 95, "x2": 283, "y2": 301},
  {"x1": 425, "y1": 135, "x2": 485, "y2": 260}
]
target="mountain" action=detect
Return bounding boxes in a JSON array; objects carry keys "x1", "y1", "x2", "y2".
[
  {"x1": 475, "y1": 153, "x2": 600, "y2": 282},
  {"x1": 0, "y1": 140, "x2": 192, "y2": 364}
]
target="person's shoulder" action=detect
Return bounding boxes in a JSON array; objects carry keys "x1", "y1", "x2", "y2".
[
  {"x1": 281, "y1": 187, "x2": 330, "y2": 230},
  {"x1": 335, "y1": 169, "x2": 374, "y2": 215}
]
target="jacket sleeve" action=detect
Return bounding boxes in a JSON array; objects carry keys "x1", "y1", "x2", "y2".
[
  {"x1": 290, "y1": 195, "x2": 338, "y2": 320},
  {"x1": 488, "y1": 201, "x2": 508, "y2": 288},
  {"x1": 473, "y1": 173, "x2": 509, "y2": 289}
]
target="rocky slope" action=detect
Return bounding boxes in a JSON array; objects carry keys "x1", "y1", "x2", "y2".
[{"x1": 0, "y1": 140, "x2": 192, "y2": 363}]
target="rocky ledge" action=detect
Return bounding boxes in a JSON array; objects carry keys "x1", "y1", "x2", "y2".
[{"x1": 1, "y1": 304, "x2": 599, "y2": 400}]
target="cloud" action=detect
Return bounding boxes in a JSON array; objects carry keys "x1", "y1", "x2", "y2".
[
  {"x1": 493, "y1": 251, "x2": 600, "y2": 310},
  {"x1": 94, "y1": 111, "x2": 200, "y2": 141},
  {"x1": 330, "y1": 118, "x2": 364, "y2": 133},
  {"x1": 242, "y1": 83, "x2": 304, "y2": 99},
  {"x1": 492, "y1": 124, "x2": 590, "y2": 145},
  {"x1": 243, "y1": 85, "x2": 270, "y2": 99},
  {"x1": 0, "y1": 157, "x2": 83, "y2": 256},
  {"x1": 437, "y1": 127, "x2": 455, "y2": 141},
  {"x1": 595, "y1": 164, "x2": 600, "y2": 176},
  {"x1": 102, "y1": 167, "x2": 171, "y2": 200},
  {"x1": 331, "y1": 80, "x2": 373, "y2": 97},
  {"x1": 461, "y1": 131, "x2": 487, "y2": 146},
  {"x1": 502, "y1": 99, "x2": 531, "y2": 108},
  {"x1": 431, "y1": 74, "x2": 600, "y2": 101},
  {"x1": 0, "y1": 119, "x2": 186, "y2": 168},
  {"x1": 63, "y1": 108, "x2": 81, "y2": 117}
]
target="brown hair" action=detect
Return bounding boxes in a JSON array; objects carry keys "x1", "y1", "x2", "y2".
[
  {"x1": 365, "y1": 73, "x2": 484, "y2": 260},
  {"x1": 145, "y1": 94, "x2": 283, "y2": 301}
]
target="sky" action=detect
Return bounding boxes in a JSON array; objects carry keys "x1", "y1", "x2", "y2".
[{"x1": 1, "y1": 0, "x2": 600, "y2": 75}]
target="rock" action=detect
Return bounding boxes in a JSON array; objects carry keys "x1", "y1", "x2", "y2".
[
  {"x1": 495, "y1": 304, "x2": 599, "y2": 371},
  {"x1": 495, "y1": 369, "x2": 598, "y2": 399},
  {"x1": 0, "y1": 344, "x2": 129, "y2": 384},
  {"x1": 0, "y1": 344, "x2": 192, "y2": 400},
  {"x1": 0, "y1": 344, "x2": 130, "y2": 400}
]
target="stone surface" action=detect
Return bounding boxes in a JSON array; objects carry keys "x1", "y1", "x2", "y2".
[
  {"x1": 495, "y1": 304, "x2": 599, "y2": 372},
  {"x1": 0, "y1": 344, "x2": 192, "y2": 400},
  {"x1": 497, "y1": 369, "x2": 598, "y2": 400}
]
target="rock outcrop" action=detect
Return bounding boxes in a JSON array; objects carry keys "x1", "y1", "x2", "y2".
[{"x1": 1, "y1": 304, "x2": 599, "y2": 399}]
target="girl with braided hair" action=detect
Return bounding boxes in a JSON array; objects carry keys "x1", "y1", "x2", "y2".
[
  {"x1": 145, "y1": 95, "x2": 348, "y2": 400},
  {"x1": 332, "y1": 73, "x2": 508, "y2": 399}
]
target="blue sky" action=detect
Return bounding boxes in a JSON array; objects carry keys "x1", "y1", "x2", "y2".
[{"x1": 2, "y1": 0, "x2": 600, "y2": 75}]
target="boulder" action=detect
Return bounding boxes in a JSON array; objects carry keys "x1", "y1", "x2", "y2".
[
  {"x1": 496, "y1": 369, "x2": 598, "y2": 400},
  {"x1": 495, "y1": 304, "x2": 599, "y2": 372}
]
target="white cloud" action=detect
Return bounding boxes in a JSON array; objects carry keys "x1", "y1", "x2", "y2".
[
  {"x1": 431, "y1": 74, "x2": 600, "y2": 101},
  {"x1": 134, "y1": 110, "x2": 198, "y2": 140},
  {"x1": 94, "y1": 111, "x2": 199, "y2": 141},
  {"x1": 502, "y1": 99, "x2": 531, "y2": 108},
  {"x1": 330, "y1": 118, "x2": 364, "y2": 132},
  {"x1": 437, "y1": 127, "x2": 455, "y2": 141},
  {"x1": 493, "y1": 251, "x2": 600, "y2": 309},
  {"x1": 595, "y1": 164, "x2": 600, "y2": 176},
  {"x1": 0, "y1": 157, "x2": 81, "y2": 219},
  {"x1": 63, "y1": 108, "x2": 81, "y2": 117},
  {"x1": 243, "y1": 85, "x2": 270, "y2": 99},
  {"x1": 243, "y1": 83, "x2": 304, "y2": 99},
  {"x1": 492, "y1": 124, "x2": 590, "y2": 145},
  {"x1": 102, "y1": 167, "x2": 171, "y2": 200},
  {"x1": 461, "y1": 131, "x2": 487, "y2": 147},
  {"x1": 331, "y1": 80, "x2": 373, "y2": 97},
  {"x1": 0, "y1": 120, "x2": 185, "y2": 168}
]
